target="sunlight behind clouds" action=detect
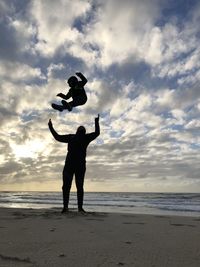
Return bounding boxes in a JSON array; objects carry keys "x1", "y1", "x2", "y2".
[{"x1": 11, "y1": 139, "x2": 47, "y2": 159}]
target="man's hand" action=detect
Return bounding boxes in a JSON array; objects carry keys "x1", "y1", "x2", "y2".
[
  {"x1": 48, "y1": 119, "x2": 53, "y2": 128},
  {"x1": 57, "y1": 93, "x2": 65, "y2": 98},
  {"x1": 95, "y1": 114, "x2": 100, "y2": 123}
]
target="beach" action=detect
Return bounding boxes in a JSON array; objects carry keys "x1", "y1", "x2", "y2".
[{"x1": 0, "y1": 208, "x2": 199, "y2": 267}]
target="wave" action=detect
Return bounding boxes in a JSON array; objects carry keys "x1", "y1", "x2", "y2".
[{"x1": 0, "y1": 192, "x2": 200, "y2": 216}]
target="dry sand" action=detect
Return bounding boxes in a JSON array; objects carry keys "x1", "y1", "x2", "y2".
[{"x1": 0, "y1": 207, "x2": 200, "y2": 267}]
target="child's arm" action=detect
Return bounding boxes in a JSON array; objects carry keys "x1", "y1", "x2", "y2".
[
  {"x1": 48, "y1": 119, "x2": 71, "y2": 143},
  {"x1": 76, "y1": 72, "x2": 88, "y2": 86},
  {"x1": 57, "y1": 90, "x2": 72, "y2": 100}
]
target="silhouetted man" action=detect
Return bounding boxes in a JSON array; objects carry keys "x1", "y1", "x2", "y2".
[{"x1": 48, "y1": 115, "x2": 100, "y2": 213}]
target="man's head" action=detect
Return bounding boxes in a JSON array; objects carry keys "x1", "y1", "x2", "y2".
[
  {"x1": 68, "y1": 76, "x2": 78, "y2": 87},
  {"x1": 76, "y1": 126, "x2": 86, "y2": 136}
]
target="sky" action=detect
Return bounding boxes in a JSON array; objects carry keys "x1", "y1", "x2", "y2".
[{"x1": 0, "y1": 0, "x2": 200, "y2": 192}]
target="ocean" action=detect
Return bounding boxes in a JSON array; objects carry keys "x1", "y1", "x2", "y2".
[{"x1": 0, "y1": 192, "x2": 200, "y2": 217}]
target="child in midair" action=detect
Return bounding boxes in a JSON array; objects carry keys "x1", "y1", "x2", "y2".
[{"x1": 51, "y1": 72, "x2": 88, "y2": 112}]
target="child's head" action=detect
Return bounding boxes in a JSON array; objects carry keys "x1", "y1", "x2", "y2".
[{"x1": 68, "y1": 76, "x2": 78, "y2": 87}]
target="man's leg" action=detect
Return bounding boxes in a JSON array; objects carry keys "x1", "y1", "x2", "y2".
[
  {"x1": 75, "y1": 165, "x2": 86, "y2": 212},
  {"x1": 62, "y1": 167, "x2": 74, "y2": 213}
]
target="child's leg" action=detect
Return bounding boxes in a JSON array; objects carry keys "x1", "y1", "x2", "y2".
[
  {"x1": 70, "y1": 95, "x2": 87, "y2": 108},
  {"x1": 61, "y1": 100, "x2": 73, "y2": 111},
  {"x1": 61, "y1": 95, "x2": 87, "y2": 111},
  {"x1": 51, "y1": 103, "x2": 64, "y2": 112}
]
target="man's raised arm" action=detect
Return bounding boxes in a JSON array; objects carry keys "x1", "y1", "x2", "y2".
[
  {"x1": 94, "y1": 114, "x2": 100, "y2": 136},
  {"x1": 48, "y1": 119, "x2": 71, "y2": 143},
  {"x1": 87, "y1": 114, "x2": 100, "y2": 142}
]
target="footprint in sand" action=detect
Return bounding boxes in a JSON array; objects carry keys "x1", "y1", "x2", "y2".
[
  {"x1": 125, "y1": 241, "x2": 132, "y2": 244},
  {"x1": 86, "y1": 218, "x2": 104, "y2": 221},
  {"x1": 0, "y1": 254, "x2": 33, "y2": 265},
  {"x1": 117, "y1": 262, "x2": 125, "y2": 266},
  {"x1": 58, "y1": 254, "x2": 65, "y2": 257},
  {"x1": 170, "y1": 223, "x2": 196, "y2": 227}
]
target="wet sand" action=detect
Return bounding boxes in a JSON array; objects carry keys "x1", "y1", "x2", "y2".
[{"x1": 0, "y1": 207, "x2": 200, "y2": 267}]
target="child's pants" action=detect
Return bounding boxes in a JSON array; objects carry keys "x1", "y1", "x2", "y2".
[{"x1": 69, "y1": 94, "x2": 87, "y2": 107}]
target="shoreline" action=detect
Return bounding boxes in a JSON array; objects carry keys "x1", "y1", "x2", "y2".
[
  {"x1": 0, "y1": 207, "x2": 200, "y2": 266},
  {"x1": 0, "y1": 205, "x2": 199, "y2": 218},
  {"x1": 1, "y1": 191, "x2": 199, "y2": 219}
]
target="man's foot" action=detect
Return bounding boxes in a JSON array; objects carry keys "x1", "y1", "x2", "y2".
[
  {"x1": 61, "y1": 207, "x2": 68, "y2": 214},
  {"x1": 61, "y1": 100, "x2": 72, "y2": 111},
  {"x1": 51, "y1": 103, "x2": 64, "y2": 112},
  {"x1": 78, "y1": 208, "x2": 86, "y2": 213}
]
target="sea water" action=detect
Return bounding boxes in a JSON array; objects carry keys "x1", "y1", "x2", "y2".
[{"x1": 0, "y1": 192, "x2": 199, "y2": 217}]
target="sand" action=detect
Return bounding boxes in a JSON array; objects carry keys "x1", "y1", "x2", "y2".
[{"x1": 0, "y1": 208, "x2": 200, "y2": 267}]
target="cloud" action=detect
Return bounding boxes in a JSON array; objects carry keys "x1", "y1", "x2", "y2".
[
  {"x1": 151, "y1": 3, "x2": 200, "y2": 81},
  {"x1": 30, "y1": 0, "x2": 91, "y2": 56},
  {"x1": 0, "y1": 2, "x2": 37, "y2": 62},
  {"x1": 84, "y1": 0, "x2": 161, "y2": 67},
  {"x1": 0, "y1": 62, "x2": 45, "y2": 82},
  {"x1": 0, "y1": 0, "x2": 200, "y2": 193}
]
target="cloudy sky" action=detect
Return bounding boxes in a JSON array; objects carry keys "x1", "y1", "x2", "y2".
[{"x1": 0, "y1": 0, "x2": 200, "y2": 192}]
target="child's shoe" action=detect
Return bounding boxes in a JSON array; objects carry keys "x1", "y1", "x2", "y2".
[
  {"x1": 61, "y1": 100, "x2": 72, "y2": 111},
  {"x1": 51, "y1": 103, "x2": 64, "y2": 112}
]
